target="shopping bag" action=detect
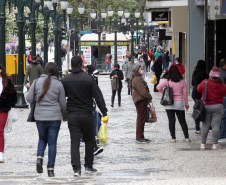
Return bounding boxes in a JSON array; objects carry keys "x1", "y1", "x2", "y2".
[
  {"x1": 151, "y1": 75, "x2": 157, "y2": 84},
  {"x1": 146, "y1": 103, "x2": 157, "y2": 123},
  {"x1": 98, "y1": 123, "x2": 108, "y2": 144},
  {"x1": 4, "y1": 109, "x2": 18, "y2": 133},
  {"x1": 160, "y1": 80, "x2": 174, "y2": 106},
  {"x1": 111, "y1": 78, "x2": 119, "y2": 91}
]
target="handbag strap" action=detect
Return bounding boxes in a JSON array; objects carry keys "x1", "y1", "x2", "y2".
[{"x1": 204, "y1": 80, "x2": 208, "y2": 103}]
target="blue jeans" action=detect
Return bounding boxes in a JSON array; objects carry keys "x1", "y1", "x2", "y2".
[
  {"x1": 36, "y1": 121, "x2": 61, "y2": 167},
  {"x1": 106, "y1": 63, "x2": 111, "y2": 72},
  {"x1": 220, "y1": 96, "x2": 226, "y2": 139},
  {"x1": 193, "y1": 99, "x2": 201, "y2": 131}
]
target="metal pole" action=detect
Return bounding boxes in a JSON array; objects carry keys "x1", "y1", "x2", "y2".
[
  {"x1": 205, "y1": 0, "x2": 209, "y2": 71},
  {"x1": 15, "y1": 12, "x2": 28, "y2": 108},
  {"x1": 147, "y1": 27, "x2": 150, "y2": 51},
  {"x1": 114, "y1": 28, "x2": 117, "y2": 64},
  {"x1": 131, "y1": 31, "x2": 134, "y2": 56},
  {"x1": 43, "y1": 26, "x2": 48, "y2": 67},
  {"x1": 136, "y1": 19, "x2": 138, "y2": 47},
  {"x1": 0, "y1": 1, "x2": 6, "y2": 67},
  {"x1": 30, "y1": 19, "x2": 37, "y2": 57},
  {"x1": 144, "y1": 27, "x2": 145, "y2": 44}
]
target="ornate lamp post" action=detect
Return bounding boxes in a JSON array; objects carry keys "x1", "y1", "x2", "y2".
[
  {"x1": 27, "y1": 0, "x2": 44, "y2": 58},
  {"x1": 41, "y1": 0, "x2": 55, "y2": 67},
  {"x1": 144, "y1": 21, "x2": 147, "y2": 44},
  {"x1": 107, "y1": 7, "x2": 113, "y2": 33},
  {"x1": 68, "y1": 3, "x2": 84, "y2": 56},
  {"x1": 0, "y1": 0, "x2": 12, "y2": 67},
  {"x1": 13, "y1": 0, "x2": 30, "y2": 108},
  {"x1": 90, "y1": 8, "x2": 107, "y2": 69},
  {"x1": 147, "y1": 22, "x2": 152, "y2": 51},
  {"x1": 135, "y1": 9, "x2": 140, "y2": 47}
]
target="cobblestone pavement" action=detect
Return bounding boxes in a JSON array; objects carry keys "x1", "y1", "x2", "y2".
[{"x1": 1, "y1": 60, "x2": 226, "y2": 184}]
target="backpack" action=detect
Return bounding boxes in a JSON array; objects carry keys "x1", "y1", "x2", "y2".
[{"x1": 105, "y1": 54, "x2": 111, "y2": 63}]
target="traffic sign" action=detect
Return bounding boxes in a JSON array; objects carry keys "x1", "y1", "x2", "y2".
[{"x1": 79, "y1": 31, "x2": 92, "y2": 34}]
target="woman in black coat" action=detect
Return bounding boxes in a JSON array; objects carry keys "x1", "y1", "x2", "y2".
[
  {"x1": 0, "y1": 65, "x2": 17, "y2": 162},
  {"x1": 110, "y1": 63, "x2": 124, "y2": 107},
  {"x1": 192, "y1": 60, "x2": 208, "y2": 134},
  {"x1": 151, "y1": 56, "x2": 163, "y2": 92}
]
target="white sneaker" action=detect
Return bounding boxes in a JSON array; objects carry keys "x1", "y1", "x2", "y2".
[
  {"x1": 0, "y1": 152, "x2": 4, "y2": 163},
  {"x1": 218, "y1": 138, "x2": 226, "y2": 143}
]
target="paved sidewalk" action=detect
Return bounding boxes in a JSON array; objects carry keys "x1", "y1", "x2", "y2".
[{"x1": 1, "y1": 70, "x2": 226, "y2": 184}]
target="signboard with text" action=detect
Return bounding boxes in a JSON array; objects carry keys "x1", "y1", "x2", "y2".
[
  {"x1": 81, "y1": 46, "x2": 91, "y2": 65},
  {"x1": 152, "y1": 12, "x2": 168, "y2": 21}
]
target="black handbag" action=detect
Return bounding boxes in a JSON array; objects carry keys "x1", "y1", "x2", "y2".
[
  {"x1": 160, "y1": 80, "x2": 174, "y2": 106},
  {"x1": 27, "y1": 80, "x2": 37, "y2": 122},
  {"x1": 192, "y1": 80, "x2": 207, "y2": 122}
]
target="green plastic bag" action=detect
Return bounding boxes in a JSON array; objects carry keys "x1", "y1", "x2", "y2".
[{"x1": 98, "y1": 123, "x2": 108, "y2": 144}]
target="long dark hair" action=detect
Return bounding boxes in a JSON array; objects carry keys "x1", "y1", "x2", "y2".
[
  {"x1": 0, "y1": 64, "x2": 16, "y2": 94},
  {"x1": 166, "y1": 65, "x2": 183, "y2": 82},
  {"x1": 37, "y1": 62, "x2": 58, "y2": 103},
  {"x1": 192, "y1": 60, "x2": 206, "y2": 78}
]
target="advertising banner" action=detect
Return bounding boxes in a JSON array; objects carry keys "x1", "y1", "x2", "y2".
[
  {"x1": 152, "y1": 12, "x2": 168, "y2": 21},
  {"x1": 81, "y1": 46, "x2": 91, "y2": 65}
]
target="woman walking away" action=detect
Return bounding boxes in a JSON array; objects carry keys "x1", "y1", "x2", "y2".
[
  {"x1": 197, "y1": 67, "x2": 226, "y2": 149},
  {"x1": 151, "y1": 56, "x2": 163, "y2": 92},
  {"x1": 0, "y1": 65, "x2": 17, "y2": 163},
  {"x1": 26, "y1": 62, "x2": 67, "y2": 177},
  {"x1": 157, "y1": 65, "x2": 190, "y2": 143},
  {"x1": 124, "y1": 56, "x2": 135, "y2": 95},
  {"x1": 192, "y1": 60, "x2": 208, "y2": 134},
  {"x1": 143, "y1": 49, "x2": 149, "y2": 72},
  {"x1": 170, "y1": 57, "x2": 185, "y2": 75},
  {"x1": 110, "y1": 63, "x2": 124, "y2": 107},
  {"x1": 130, "y1": 65, "x2": 152, "y2": 144}
]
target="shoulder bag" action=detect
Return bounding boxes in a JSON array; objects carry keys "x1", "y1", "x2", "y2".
[
  {"x1": 192, "y1": 80, "x2": 207, "y2": 122},
  {"x1": 27, "y1": 79, "x2": 37, "y2": 122},
  {"x1": 160, "y1": 80, "x2": 174, "y2": 106}
]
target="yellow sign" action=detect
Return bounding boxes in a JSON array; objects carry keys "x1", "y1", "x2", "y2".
[{"x1": 6, "y1": 54, "x2": 26, "y2": 75}]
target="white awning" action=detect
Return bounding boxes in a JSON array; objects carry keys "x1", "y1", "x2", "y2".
[{"x1": 145, "y1": 0, "x2": 188, "y2": 9}]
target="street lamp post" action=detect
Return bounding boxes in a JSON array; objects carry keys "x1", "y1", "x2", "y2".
[
  {"x1": 90, "y1": 8, "x2": 107, "y2": 70},
  {"x1": 147, "y1": 22, "x2": 152, "y2": 51},
  {"x1": 52, "y1": 0, "x2": 68, "y2": 80},
  {"x1": 13, "y1": 0, "x2": 29, "y2": 108},
  {"x1": 107, "y1": 7, "x2": 113, "y2": 33},
  {"x1": 42, "y1": 1, "x2": 54, "y2": 67},
  {"x1": 69, "y1": 3, "x2": 84, "y2": 56},
  {"x1": 113, "y1": 16, "x2": 118, "y2": 64},
  {"x1": 28, "y1": 0, "x2": 44, "y2": 58},
  {"x1": 0, "y1": 0, "x2": 11, "y2": 67},
  {"x1": 144, "y1": 21, "x2": 147, "y2": 45},
  {"x1": 135, "y1": 9, "x2": 140, "y2": 47}
]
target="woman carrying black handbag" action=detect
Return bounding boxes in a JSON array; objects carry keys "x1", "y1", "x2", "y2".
[
  {"x1": 157, "y1": 65, "x2": 190, "y2": 143},
  {"x1": 110, "y1": 63, "x2": 124, "y2": 107},
  {"x1": 26, "y1": 62, "x2": 67, "y2": 177}
]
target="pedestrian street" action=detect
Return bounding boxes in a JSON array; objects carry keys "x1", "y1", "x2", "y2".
[{"x1": 1, "y1": 69, "x2": 226, "y2": 185}]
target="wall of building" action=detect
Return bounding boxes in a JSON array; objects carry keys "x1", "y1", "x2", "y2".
[{"x1": 187, "y1": 0, "x2": 205, "y2": 93}]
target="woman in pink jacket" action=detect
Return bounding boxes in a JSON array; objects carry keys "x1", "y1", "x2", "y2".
[{"x1": 157, "y1": 65, "x2": 190, "y2": 143}]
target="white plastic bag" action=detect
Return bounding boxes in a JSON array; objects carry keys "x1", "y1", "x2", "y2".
[{"x1": 4, "y1": 109, "x2": 18, "y2": 133}]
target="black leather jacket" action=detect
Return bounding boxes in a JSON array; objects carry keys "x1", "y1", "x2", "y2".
[{"x1": 0, "y1": 79, "x2": 17, "y2": 112}]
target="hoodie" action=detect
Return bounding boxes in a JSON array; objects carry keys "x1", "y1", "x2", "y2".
[
  {"x1": 153, "y1": 50, "x2": 160, "y2": 59},
  {"x1": 136, "y1": 56, "x2": 146, "y2": 79}
]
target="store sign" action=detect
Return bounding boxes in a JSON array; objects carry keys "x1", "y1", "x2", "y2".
[
  {"x1": 152, "y1": 12, "x2": 168, "y2": 21},
  {"x1": 81, "y1": 42, "x2": 128, "y2": 46}
]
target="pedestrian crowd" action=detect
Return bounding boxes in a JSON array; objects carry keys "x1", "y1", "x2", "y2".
[{"x1": 1, "y1": 42, "x2": 226, "y2": 179}]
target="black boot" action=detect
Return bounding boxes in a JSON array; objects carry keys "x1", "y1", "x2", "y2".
[
  {"x1": 47, "y1": 166, "x2": 55, "y2": 177},
  {"x1": 118, "y1": 95, "x2": 121, "y2": 107},
  {"x1": 111, "y1": 96, "x2": 115, "y2": 107},
  {"x1": 36, "y1": 156, "x2": 43, "y2": 174}
]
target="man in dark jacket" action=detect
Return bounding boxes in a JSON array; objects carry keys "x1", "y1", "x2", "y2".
[
  {"x1": 151, "y1": 56, "x2": 162, "y2": 92},
  {"x1": 24, "y1": 56, "x2": 44, "y2": 86},
  {"x1": 62, "y1": 56, "x2": 108, "y2": 177}
]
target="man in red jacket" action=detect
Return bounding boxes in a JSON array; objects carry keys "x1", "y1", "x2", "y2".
[{"x1": 170, "y1": 57, "x2": 185, "y2": 75}]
